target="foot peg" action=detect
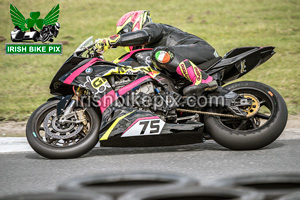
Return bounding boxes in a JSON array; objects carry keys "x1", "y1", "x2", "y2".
[{"x1": 183, "y1": 80, "x2": 218, "y2": 96}]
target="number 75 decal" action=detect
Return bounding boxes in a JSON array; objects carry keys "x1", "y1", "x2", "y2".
[{"x1": 121, "y1": 118, "x2": 165, "y2": 137}]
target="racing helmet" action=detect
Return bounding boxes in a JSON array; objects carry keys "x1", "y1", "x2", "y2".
[{"x1": 116, "y1": 10, "x2": 152, "y2": 35}]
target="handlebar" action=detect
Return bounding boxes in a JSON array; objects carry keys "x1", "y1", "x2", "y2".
[{"x1": 74, "y1": 43, "x2": 101, "y2": 58}]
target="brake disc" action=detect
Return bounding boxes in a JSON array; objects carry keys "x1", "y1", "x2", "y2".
[{"x1": 43, "y1": 110, "x2": 83, "y2": 140}]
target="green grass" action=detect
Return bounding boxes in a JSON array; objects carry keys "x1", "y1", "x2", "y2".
[{"x1": 0, "y1": 0, "x2": 300, "y2": 120}]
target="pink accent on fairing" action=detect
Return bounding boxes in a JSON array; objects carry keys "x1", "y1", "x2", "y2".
[
  {"x1": 64, "y1": 58, "x2": 99, "y2": 85},
  {"x1": 97, "y1": 90, "x2": 118, "y2": 113},
  {"x1": 122, "y1": 116, "x2": 160, "y2": 135},
  {"x1": 157, "y1": 78, "x2": 165, "y2": 82},
  {"x1": 202, "y1": 76, "x2": 213, "y2": 84},
  {"x1": 119, "y1": 48, "x2": 152, "y2": 63},
  {"x1": 118, "y1": 76, "x2": 151, "y2": 96}
]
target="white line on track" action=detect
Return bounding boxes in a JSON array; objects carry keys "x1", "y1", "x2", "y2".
[
  {"x1": 0, "y1": 137, "x2": 32, "y2": 153},
  {"x1": 0, "y1": 138, "x2": 101, "y2": 153}
]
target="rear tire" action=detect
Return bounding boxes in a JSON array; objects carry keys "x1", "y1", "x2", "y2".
[
  {"x1": 26, "y1": 100, "x2": 100, "y2": 159},
  {"x1": 204, "y1": 81, "x2": 288, "y2": 150}
]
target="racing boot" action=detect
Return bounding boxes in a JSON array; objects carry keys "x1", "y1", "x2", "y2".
[{"x1": 176, "y1": 59, "x2": 218, "y2": 96}]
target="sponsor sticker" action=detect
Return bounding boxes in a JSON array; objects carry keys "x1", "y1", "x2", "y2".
[
  {"x1": 121, "y1": 118, "x2": 165, "y2": 137},
  {"x1": 85, "y1": 67, "x2": 93, "y2": 74}
]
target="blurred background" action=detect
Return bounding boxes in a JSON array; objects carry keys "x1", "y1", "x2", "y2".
[{"x1": 0, "y1": 0, "x2": 299, "y2": 122}]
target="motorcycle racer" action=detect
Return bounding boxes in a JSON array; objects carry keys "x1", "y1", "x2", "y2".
[{"x1": 95, "y1": 10, "x2": 219, "y2": 95}]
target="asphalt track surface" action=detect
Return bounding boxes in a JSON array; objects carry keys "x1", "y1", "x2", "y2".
[{"x1": 0, "y1": 132, "x2": 300, "y2": 196}]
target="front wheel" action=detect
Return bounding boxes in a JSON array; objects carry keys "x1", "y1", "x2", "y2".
[
  {"x1": 26, "y1": 100, "x2": 100, "y2": 159},
  {"x1": 204, "y1": 81, "x2": 288, "y2": 150}
]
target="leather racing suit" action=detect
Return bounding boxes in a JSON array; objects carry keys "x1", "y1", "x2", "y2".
[{"x1": 111, "y1": 22, "x2": 219, "y2": 95}]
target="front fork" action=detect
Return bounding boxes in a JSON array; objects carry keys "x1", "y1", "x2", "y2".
[
  {"x1": 58, "y1": 100, "x2": 76, "y2": 124},
  {"x1": 56, "y1": 87, "x2": 87, "y2": 125}
]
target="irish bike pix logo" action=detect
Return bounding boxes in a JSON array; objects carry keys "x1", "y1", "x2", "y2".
[{"x1": 6, "y1": 4, "x2": 62, "y2": 55}]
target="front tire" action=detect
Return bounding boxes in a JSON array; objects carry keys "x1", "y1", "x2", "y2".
[
  {"x1": 26, "y1": 100, "x2": 100, "y2": 159},
  {"x1": 204, "y1": 81, "x2": 288, "y2": 150}
]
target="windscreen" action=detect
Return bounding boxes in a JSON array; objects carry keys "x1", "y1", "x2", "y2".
[{"x1": 74, "y1": 36, "x2": 93, "y2": 53}]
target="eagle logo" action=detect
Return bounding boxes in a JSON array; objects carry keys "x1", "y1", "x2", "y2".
[{"x1": 10, "y1": 4, "x2": 60, "y2": 42}]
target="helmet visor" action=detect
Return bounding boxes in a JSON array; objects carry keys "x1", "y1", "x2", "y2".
[{"x1": 117, "y1": 22, "x2": 133, "y2": 35}]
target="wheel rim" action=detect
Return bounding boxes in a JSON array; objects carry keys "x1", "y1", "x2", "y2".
[
  {"x1": 218, "y1": 87, "x2": 275, "y2": 132},
  {"x1": 35, "y1": 105, "x2": 92, "y2": 147}
]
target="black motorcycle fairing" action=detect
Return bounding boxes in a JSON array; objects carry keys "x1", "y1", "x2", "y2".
[
  {"x1": 208, "y1": 46, "x2": 275, "y2": 85},
  {"x1": 58, "y1": 60, "x2": 120, "y2": 86},
  {"x1": 113, "y1": 48, "x2": 153, "y2": 65},
  {"x1": 99, "y1": 75, "x2": 156, "y2": 129},
  {"x1": 198, "y1": 56, "x2": 222, "y2": 71},
  {"x1": 99, "y1": 108, "x2": 205, "y2": 141},
  {"x1": 50, "y1": 55, "x2": 87, "y2": 95},
  {"x1": 59, "y1": 63, "x2": 173, "y2": 129},
  {"x1": 99, "y1": 109, "x2": 155, "y2": 140}
]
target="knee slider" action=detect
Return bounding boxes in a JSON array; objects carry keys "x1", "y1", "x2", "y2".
[{"x1": 153, "y1": 47, "x2": 174, "y2": 64}]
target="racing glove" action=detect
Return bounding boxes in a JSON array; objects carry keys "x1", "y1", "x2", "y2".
[{"x1": 95, "y1": 35, "x2": 120, "y2": 53}]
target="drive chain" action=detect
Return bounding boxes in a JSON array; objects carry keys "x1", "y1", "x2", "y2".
[{"x1": 176, "y1": 108, "x2": 243, "y2": 118}]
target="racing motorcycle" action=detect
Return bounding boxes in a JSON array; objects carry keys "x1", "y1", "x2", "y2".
[{"x1": 26, "y1": 36, "x2": 288, "y2": 159}]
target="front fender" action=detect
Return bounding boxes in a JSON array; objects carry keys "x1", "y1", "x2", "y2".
[
  {"x1": 47, "y1": 95, "x2": 64, "y2": 101},
  {"x1": 47, "y1": 95, "x2": 72, "y2": 116}
]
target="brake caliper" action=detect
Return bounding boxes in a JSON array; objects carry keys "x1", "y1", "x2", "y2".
[{"x1": 76, "y1": 109, "x2": 88, "y2": 134}]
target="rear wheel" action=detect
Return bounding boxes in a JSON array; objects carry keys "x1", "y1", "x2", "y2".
[
  {"x1": 26, "y1": 100, "x2": 100, "y2": 159},
  {"x1": 204, "y1": 81, "x2": 288, "y2": 150}
]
